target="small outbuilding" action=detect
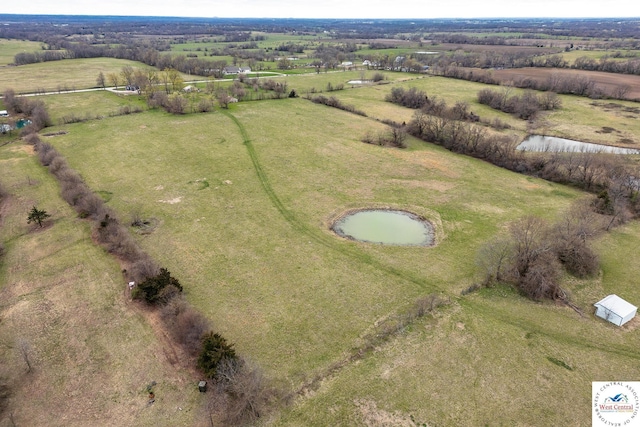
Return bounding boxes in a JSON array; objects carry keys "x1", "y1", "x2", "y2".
[{"x1": 594, "y1": 294, "x2": 637, "y2": 326}]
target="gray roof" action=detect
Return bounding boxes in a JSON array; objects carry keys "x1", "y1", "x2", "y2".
[{"x1": 594, "y1": 294, "x2": 637, "y2": 317}]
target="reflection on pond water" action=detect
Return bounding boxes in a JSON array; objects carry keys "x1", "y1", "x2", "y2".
[
  {"x1": 332, "y1": 209, "x2": 434, "y2": 246},
  {"x1": 516, "y1": 135, "x2": 640, "y2": 154}
]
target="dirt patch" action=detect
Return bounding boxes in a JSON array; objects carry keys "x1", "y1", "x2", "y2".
[
  {"x1": 159, "y1": 196, "x2": 182, "y2": 204},
  {"x1": 493, "y1": 68, "x2": 640, "y2": 100},
  {"x1": 621, "y1": 315, "x2": 640, "y2": 331},
  {"x1": 355, "y1": 399, "x2": 425, "y2": 427},
  {"x1": 10, "y1": 144, "x2": 34, "y2": 155}
]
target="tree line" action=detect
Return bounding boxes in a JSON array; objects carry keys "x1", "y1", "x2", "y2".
[
  {"x1": 394, "y1": 91, "x2": 639, "y2": 302},
  {"x1": 476, "y1": 204, "x2": 602, "y2": 303},
  {"x1": 477, "y1": 88, "x2": 561, "y2": 119},
  {"x1": 9, "y1": 99, "x2": 282, "y2": 424}
]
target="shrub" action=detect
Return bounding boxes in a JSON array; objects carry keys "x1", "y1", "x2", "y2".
[
  {"x1": 477, "y1": 88, "x2": 561, "y2": 120},
  {"x1": 132, "y1": 267, "x2": 183, "y2": 304},
  {"x1": 35, "y1": 142, "x2": 58, "y2": 166},
  {"x1": 372, "y1": 72, "x2": 385, "y2": 82},
  {"x1": 309, "y1": 95, "x2": 366, "y2": 116},
  {"x1": 385, "y1": 87, "x2": 429, "y2": 109},
  {"x1": 217, "y1": 358, "x2": 284, "y2": 426},
  {"x1": 27, "y1": 206, "x2": 51, "y2": 227},
  {"x1": 126, "y1": 256, "x2": 159, "y2": 283},
  {"x1": 517, "y1": 252, "x2": 563, "y2": 300},
  {"x1": 556, "y1": 243, "x2": 600, "y2": 278},
  {"x1": 196, "y1": 98, "x2": 214, "y2": 113},
  {"x1": 198, "y1": 332, "x2": 237, "y2": 379},
  {"x1": 23, "y1": 133, "x2": 40, "y2": 146},
  {"x1": 160, "y1": 296, "x2": 210, "y2": 356},
  {"x1": 48, "y1": 156, "x2": 68, "y2": 175}
]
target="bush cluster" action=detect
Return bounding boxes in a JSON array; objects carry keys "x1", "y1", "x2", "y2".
[
  {"x1": 308, "y1": 95, "x2": 367, "y2": 116},
  {"x1": 477, "y1": 88, "x2": 561, "y2": 119},
  {"x1": 406, "y1": 104, "x2": 640, "y2": 222},
  {"x1": 211, "y1": 358, "x2": 285, "y2": 426},
  {"x1": 386, "y1": 87, "x2": 480, "y2": 122},
  {"x1": 3, "y1": 89, "x2": 52, "y2": 132},
  {"x1": 27, "y1": 134, "x2": 160, "y2": 282},
  {"x1": 198, "y1": 332, "x2": 237, "y2": 379},
  {"x1": 160, "y1": 296, "x2": 211, "y2": 356},
  {"x1": 477, "y1": 204, "x2": 602, "y2": 302},
  {"x1": 132, "y1": 267, "x2": 183, "y2": 304},
  {"x1": 361, "y1": 126, "x2": 407, "y2": 148},
  {"x1": 385, "y1": 87, "x2": 430, "y2": 109},
  {"x1": 27, "y1": 128, "x2": 277, "y2": 425}
]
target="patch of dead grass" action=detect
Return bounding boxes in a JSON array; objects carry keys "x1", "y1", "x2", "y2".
[{"x1": 355, "y1": 399, "x2": 425, "y2": 427}]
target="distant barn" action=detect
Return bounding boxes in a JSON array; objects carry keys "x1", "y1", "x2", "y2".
[{"x1": 594, "y1": 294, "x2": 637, "y2": 326}]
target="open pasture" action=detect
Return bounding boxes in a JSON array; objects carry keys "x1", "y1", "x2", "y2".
[
  {"x1": 1, "y1": 40, "x2": 640, "y2": 426},
  {"x1": 0, "y1": 143, "x2": 201, "y2": 427},
  {"x1": 29, "y1": 72, "x2": 640, "y2": 424},
  {"x1": 38, "y1": 90, "x2": 148, "y2": 124},
  {"x1": 43, "y1": 99, "x2": 577, "y2": 384},
  {"x1": 0, "y1": 38, "x2": 45, "y2": 65},
  {"x1": 0, "y1": 58, "x2": 191, "y2": 94}
]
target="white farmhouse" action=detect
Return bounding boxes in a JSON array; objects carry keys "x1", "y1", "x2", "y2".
[{"x1": 594, "y1": 294, "x2": 637, "y2": 326}]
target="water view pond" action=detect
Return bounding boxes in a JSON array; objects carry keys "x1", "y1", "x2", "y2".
[
  {"x1": 517, "y1": 135, "x2": 640, "y2": 154},
  {"x1": 332, "y1": 209, "x2": 434, "y2": 246}
]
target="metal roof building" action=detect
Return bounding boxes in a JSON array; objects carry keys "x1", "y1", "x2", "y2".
[{"x1": 594, "y1": 294, "x2": 637, "y2": 326}]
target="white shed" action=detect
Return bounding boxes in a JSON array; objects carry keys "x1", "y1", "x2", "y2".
[{"x1": 594, "y1": 294, "x2": 637, "y2": 326}]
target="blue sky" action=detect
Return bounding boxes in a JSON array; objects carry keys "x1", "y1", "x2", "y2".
[{"x1": 3, "y1": 0, "x2": 639, "y2": 19}]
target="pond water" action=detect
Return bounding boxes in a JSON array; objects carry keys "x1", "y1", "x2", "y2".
[
  {"x1": 516, "y1": 135, "x2": 640, "y2": 154},
  {"x1": 332, "y1": 209, "x2": 434, "y2": 246}
]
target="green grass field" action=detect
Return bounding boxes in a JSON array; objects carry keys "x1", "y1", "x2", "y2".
[
  {"x1": 0, "y1": 38, "x2": 46, "y2": 65},
  {"x1": 2, "y1": 64, "x2": 640, "y2": 426},
  {"x1": 0, "y1": 144, "x2": 202, "y2": 426},
  {"x1": 0, "y1": 58, "x2": 192, "y2": 94}
]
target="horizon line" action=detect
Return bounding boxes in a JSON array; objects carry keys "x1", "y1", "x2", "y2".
[{"x1": 1, "y1": 13, "x2": 639, "y2": 21}]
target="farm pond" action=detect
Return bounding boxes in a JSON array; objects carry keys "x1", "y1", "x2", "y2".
[
  {"x1": 331, "y1": 209, "x2": 434, "y2": 246},
  {"x1": 516, "y1": 135, "x2": 640, "y2": 154}
]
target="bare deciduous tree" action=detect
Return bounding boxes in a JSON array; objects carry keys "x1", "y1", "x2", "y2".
[
  {"x1": 476, "y1": 235, "x2": 513, "y2": 284},
  {"x1": 96, "y1": 72, "x2": 105, "y2": 89},
  {"x1": 107, "y1": 72, "x2": 120, "y2": 89}
]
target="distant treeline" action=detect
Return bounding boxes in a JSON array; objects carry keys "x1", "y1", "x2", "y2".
[
  {"x1": 436, "y1": 65, "x2": 637, "y2": 101},
  {"x1": 13, "y1": 41, "x2": 229, "y2": 77}
]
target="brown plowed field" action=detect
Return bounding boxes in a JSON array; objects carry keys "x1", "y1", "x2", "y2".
[{"x1": 492, "y1": 67, "x2": 640, "y2": 100}]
